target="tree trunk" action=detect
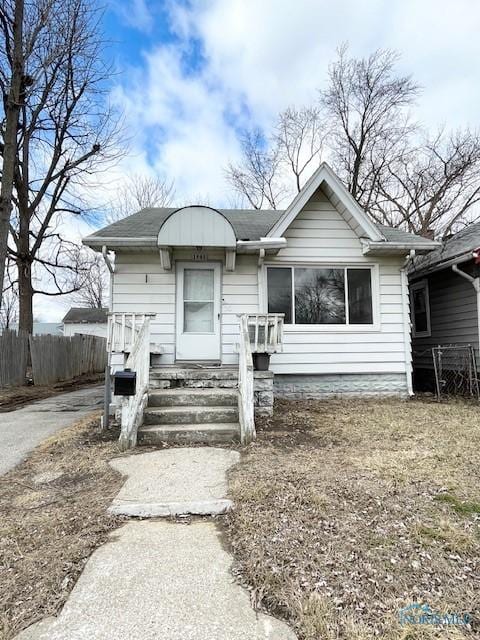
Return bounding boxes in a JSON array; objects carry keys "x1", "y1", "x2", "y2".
[
  {"x1": 0, "y1": 0, "x2": 24, "y2": 310},
  {"x1": 17, "y1": 257, "x2": 33, "y2": 333}
]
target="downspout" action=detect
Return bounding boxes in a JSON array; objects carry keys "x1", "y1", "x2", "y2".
[
  {"x1": 401, "y1": 250, "x2": 415, "y2": 396},
  {"x1": 102, "y1": 246, "x2": 114, "y2": 310},
  {"x1": 257, "y1": 248, "x2": 265, "y2": 312},
  {"x1": 451, "y1": 263, "x2": 480, "y2": 366}
]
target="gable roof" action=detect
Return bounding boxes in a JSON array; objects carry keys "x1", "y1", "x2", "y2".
[
  {"x1": 410, "y1": 222, "x2": 480, "y2": 276},
  {"x1": 266, "y1": 162, "x2": 384, "y2": 241},
  {"x1": 62, "y1": 307, "x2": 108, "y2": 324},
  {"x1": 83, "y1": 164, "x2": 437, "y2": 255}
]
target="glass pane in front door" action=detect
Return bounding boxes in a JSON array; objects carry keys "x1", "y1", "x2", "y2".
[{"x1": 183, "y1": 269, "x2": 214, "y2": 333}]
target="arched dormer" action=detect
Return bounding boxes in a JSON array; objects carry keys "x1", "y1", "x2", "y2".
[{"x1": 157, "y1": 206, "x2": 236, "y2": 248}]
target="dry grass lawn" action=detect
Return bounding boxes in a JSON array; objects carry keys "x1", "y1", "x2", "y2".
[
  {"x1": 0, "y1": 414, "x2": 124, "y2": 640},
  {"x1": 225, "y1": 398, "x2": 480, "y2": 639}
]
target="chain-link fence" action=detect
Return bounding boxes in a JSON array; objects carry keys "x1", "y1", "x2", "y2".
[{"x1": 432, "y1": 345, "x2": 479, "y2": 401}]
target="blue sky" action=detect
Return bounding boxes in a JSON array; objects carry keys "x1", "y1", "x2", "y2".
[
  {"x1": 96, "y1": 0, "x2": 480, "y2": 206},
  {"x1": 36, "y1": 0, "x2": 480, "y2": 320}
]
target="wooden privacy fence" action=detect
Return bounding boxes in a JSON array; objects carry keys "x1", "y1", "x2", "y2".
[
  {"x1": 29, "y1": 334, "x2": 107, "y2": 386},
  {"x1": 0, "y1": 329, "x2": 30, "y2": 387}
]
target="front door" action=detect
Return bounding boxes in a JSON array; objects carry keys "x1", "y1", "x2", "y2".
[{"x1": 175, "y1": 262, "x2": 221, "y2": 361}]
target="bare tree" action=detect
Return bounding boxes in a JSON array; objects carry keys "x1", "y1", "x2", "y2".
[
  {"x1": 70, "y1": 250, "x2": 108, "y2": 308},
  {"x1": 320, "y1": 45, "x2": 419, "y2": 211},
  {"x1": 226, "y1": 107, "x2": 325, "y2": 209},
  {"x1": 226, "y1": 129, "x2": 286, "y2": 209},
  {"x1": 0, "y1": 0, "x2": 123, "y2": 333},
  {"x1": 275, "y1": 106, "x2": 326, "y2": 193},
  {"x1": 225, "y1": 46, "x2": 480, "y2": 235},
  {"x1": 0, "y1": 0, "x2": 24, "y2": 311},
  {"x1": 106, "y1": 174, "x2": 175, "y2": 223},
  {"x1": 373, "y1": 129, "x2": 480, "y2": 236}
]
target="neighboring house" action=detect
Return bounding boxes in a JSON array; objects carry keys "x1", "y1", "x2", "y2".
[
  {"x1": 409, "y1": 223, "x2": 480, "y2": 390},
  {"x1": 62, "y1": 307, "x2": 108, "y2": 338}
]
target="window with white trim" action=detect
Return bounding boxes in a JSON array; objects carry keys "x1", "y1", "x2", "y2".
[
  {"x1": 267, "y1": 266, "x2": 373, "y2": 325},
  {"x1": 410, "y1": 280, "x2": 431, "y2": 337}
]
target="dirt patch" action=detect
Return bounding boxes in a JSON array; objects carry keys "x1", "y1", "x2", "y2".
[
  {"x1": 0, "y1": 373, "x2": 104, "y2": 413},
  {"x1": 0, "y1": 414, "x2": 125, "y2": 640},
  {"x1": 224, "y1": 397, "x2": 480, "y2": 639}
]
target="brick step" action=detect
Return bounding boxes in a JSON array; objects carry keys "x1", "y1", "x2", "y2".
[
  {"x1": 148, "y1": 388, "x2": 238, "y2": 408},
  {"x1": 138, "y1": 423, "x2": 240, "y2": 445},
  {"x1": 143, "y1": 405, "x2": 239, "y2": 425}
]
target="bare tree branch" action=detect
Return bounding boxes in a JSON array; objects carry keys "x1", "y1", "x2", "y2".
[{"x1": 106, "y1": 174, "x2": 175, "y2": 223}]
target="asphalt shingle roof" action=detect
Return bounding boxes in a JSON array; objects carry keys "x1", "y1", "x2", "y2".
[
  {"x1": 85, "y1": 207, "x2": 431, "y2": 246},
  {"x1": 410, "y1": 222, "x2": 480, "y2": 275},
  {"x1": 62, "y1": 308, "x2": 108, "y2": 324},
  {"x1": 375, "y1": 224, "x2": 434, "y2": 245},
  {"x1": 87, "y1": 208, "x2": 283, "y2": 242}
]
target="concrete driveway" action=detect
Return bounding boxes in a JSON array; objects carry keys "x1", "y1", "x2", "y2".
[{"x1": 0, "y1": 385, "x2": 103, "y2": 475}]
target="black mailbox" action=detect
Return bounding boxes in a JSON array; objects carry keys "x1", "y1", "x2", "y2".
[{"x1": 113, "y1": 368, "x2": 137, "y2": 396}]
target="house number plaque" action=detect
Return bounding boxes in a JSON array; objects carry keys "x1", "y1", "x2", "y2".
[{"x1": 193, "y1": 249, "x2": 208, "y2": 261}]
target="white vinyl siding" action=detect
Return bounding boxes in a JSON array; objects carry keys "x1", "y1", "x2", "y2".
[
  {"x1": 113, "y1": 252, "x2": 176, "y2": 363},
  {"x1": 112, "y1": 250, "x2": 259, "y2": 365},
  {"x1": 264, "y1": 187, "x2": 408, "y2": 377},
  {"x1": 63, "y1": 323, "x2": 107, "y2": 338}
]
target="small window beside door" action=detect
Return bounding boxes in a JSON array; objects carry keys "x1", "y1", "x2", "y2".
[{"x1": 410, "y1": 279, "x2": 431, "y2": 337}]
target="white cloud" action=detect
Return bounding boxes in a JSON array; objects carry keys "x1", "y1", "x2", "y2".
[
  {"x1": 112, "y1": 45, "x2": 243, "y2": 202},
  {"x1": 115, "y1": 0, "x2": 154, "y2": 33}
]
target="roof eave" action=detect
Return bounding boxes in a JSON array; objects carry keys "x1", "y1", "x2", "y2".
[
  {"x1": 409, "y1": 250, "x2": 475, "y2": 279},
  {"x1": 236, "y1": 237, "x2": 287, "y2": 254},
  {"x1": 83, "y1": 236, "x2": 157, "y2": 250},
  {"x1": 362, "y1": 240, "x2": 441, "y2": 256}
]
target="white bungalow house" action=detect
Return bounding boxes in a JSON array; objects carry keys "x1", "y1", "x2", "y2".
[{"x1": 83, "y1": 163, "x2": 438, "y2": 448}]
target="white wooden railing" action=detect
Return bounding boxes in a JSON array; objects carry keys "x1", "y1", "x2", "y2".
[
  {"x1": 245, "y1": 313, "x2": 284, "y2": 353},
  {"x1": 107, "y1": 313, "x2": 155, "y2": 353},
  {"x1": 118, "y1": 317, "x2": 151, "y2": 451},
  {"x1": 238, "y1": 314, "x2": 255, "y2": 444}
]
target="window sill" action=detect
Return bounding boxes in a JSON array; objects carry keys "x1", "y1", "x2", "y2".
[
  {"x1": 283, "y1": 324, "x2": 381, "y2": 333},
  {"x1": 413, "y1": 331, "x2": 431, "y2": 338}
]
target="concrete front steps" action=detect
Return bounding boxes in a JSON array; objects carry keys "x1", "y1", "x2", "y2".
[
  {"x1": 149, "y1": 367, "x2": 240, "y2": 389},
  {"x1": 137, "y1": 383, "x2": 241, "y2": 445}
]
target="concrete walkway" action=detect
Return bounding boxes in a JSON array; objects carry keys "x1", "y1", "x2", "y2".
[
  {"x1": 109, "y1": 448, "x2": 240, "y2": 517},
  {"x1": 0, "y1": 385, "x2": 103, "y2": 475},
  {"x1": 16, "y1": 447, "x2": 297, "y2": 640},
  {"x1": 20, "y1": 521, "x2": 295, "y2": 640}
]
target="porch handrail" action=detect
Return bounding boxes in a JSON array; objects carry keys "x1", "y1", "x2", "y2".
[
  {"x1": 238, "y1": 314, "x2": 255, "y2": 444},
  {"x1": 118, "y1": 316, "x2": 151, "y2": 451},
  {"x1": 107, "y1": 312, "x2": 156, "y2": 353},
  {"x1": 242, "y1": 313, "x2": 285, "y2": 354}
]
